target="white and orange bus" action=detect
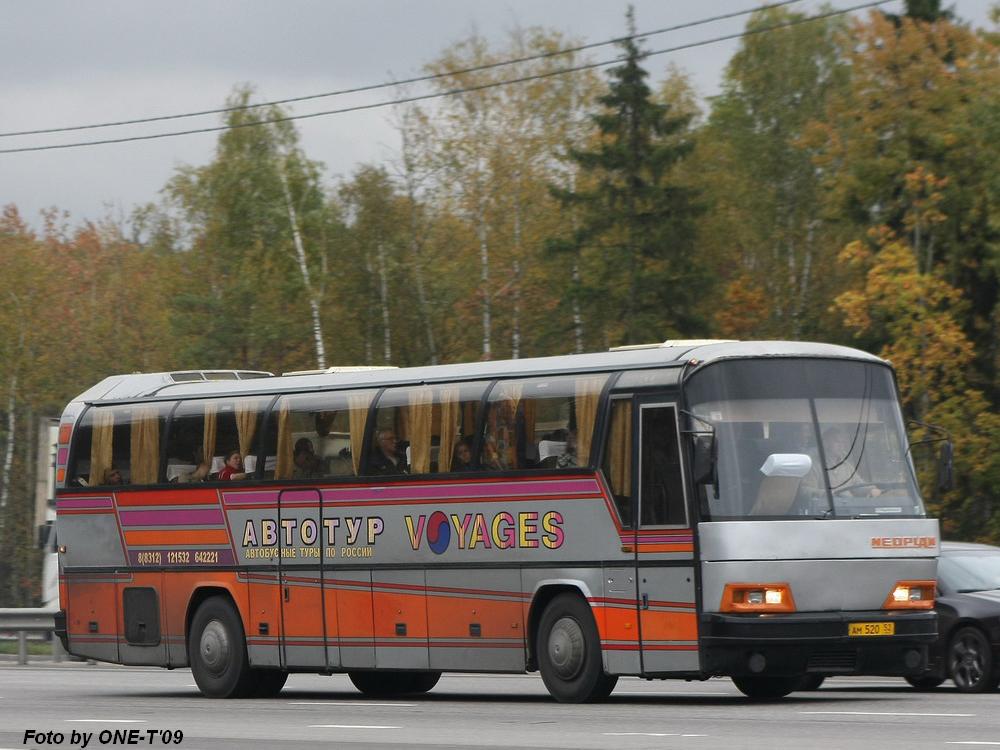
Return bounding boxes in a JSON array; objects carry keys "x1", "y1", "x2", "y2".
[{"x1": 54, "y1": 341, "x2": 939, "y2": 701}]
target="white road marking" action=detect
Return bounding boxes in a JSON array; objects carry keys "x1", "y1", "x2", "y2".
[
  {"x1": 947, "y1": 743, "x2": 1000, "y2": 746},
  {"x1": 800, "y1": 711, "x2": 974, "y2": 718},
  {"x1": 603, "y1": 732, "x2": 707, "y2": 738},
  {"x1": 309, "y1": 725, "x2": 400, "y2": 730},
  {"x1": 65, "y1": 720, "x2": 148, "y2": 723},
  {"x1": 185, "y1": 684, "x2": 198, "y2": 687},
  {"x1": 290, "y1": 701, "x2": 416, "y2": 707}
]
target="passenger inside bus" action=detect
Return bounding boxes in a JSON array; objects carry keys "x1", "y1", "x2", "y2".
[
  {"x1": 369, "y1": 430, "x2": 409, "y2": 475},
  {"x1": 292, "y1": 438, "x2": 324, "y2": 479},
  {"x1": 451, "y1": 438, "x2": 478, "y2": 472},
  {"x1": 217, "y1": 450, "x2": 248, "y2": 481},
  {"x1": 103, "y1": 467, "x2": 125, "y2": 485}
]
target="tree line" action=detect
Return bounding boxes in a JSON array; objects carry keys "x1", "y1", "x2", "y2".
[{"x1": 1, "y1": 1, "x2": 998, "y2": 603}]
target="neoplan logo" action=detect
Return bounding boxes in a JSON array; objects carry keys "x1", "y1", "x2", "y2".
[{"x1": 870, "y1": 536, "x2": 937, "y2": 549}]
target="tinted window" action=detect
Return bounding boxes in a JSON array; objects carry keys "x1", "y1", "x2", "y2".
[
  {"x1": 268, "y1": 390, "x2": 376, "y2": 479},
  {"x1": 70, "y1": 403, "x2": 171, "y2": 487},
  {"x1": 483, "y1": 374, "x2": 608, "y2": 471},
  {"x1": 601, "y1": 397, "x2": 633, "y2": 526},
  {"x1": 366, "y1": 382, "x2": 488, "y2": 477},
  {"x1": 166, "y1": 398, "x2": 267, "y2": 482}
]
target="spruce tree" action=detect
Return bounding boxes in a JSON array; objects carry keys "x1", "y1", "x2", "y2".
[{"x1": 547, "y1": 9, "x2": 705, "y2": 344}]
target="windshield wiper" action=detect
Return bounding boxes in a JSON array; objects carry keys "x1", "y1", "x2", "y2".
[{"x1": 956, "y1": 587, "x2": 1000, "y2": 593}]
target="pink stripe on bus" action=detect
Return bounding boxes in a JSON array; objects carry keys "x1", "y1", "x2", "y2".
[
  {"x1": 322, "y1": 478, "x2": 601, "y2": 502},
  {"x1": 57, "y1": 497, "x2": 113, "y2": 509},
  {"x1": 119, "y1": 508, "x2": 224, "y2": 526}
]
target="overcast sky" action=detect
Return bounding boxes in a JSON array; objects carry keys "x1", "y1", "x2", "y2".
[{"x1": 1, "y1": 0, "x2": 994, "y2": 227}]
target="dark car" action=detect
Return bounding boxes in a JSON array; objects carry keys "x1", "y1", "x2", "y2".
[{"x1": 906, "y1": 541, "x2": 1000, "y2": 693}]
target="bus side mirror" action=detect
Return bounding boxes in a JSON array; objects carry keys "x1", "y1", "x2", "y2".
[
  {"x1": 938, "y1": 440, "x2": 954, "y2": 492},
  {"x1": 691, "y1": 434, "x2": 716, "y2": 485}
]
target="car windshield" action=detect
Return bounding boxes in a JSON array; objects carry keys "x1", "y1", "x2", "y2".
[
  {"x1": 939, "y1": 551, "x2": 1000, "y2": 593},
  {"x1": 684, "y1": 358, "x2": 924, "y2": 520}
]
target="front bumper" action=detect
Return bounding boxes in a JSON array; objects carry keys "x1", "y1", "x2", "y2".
[
  {"x1": 54, "y1": 609, "x2": 69, "y2": 652},
  {"x1": 701, "y1": 609, "x2": 937, "y2": 677}
]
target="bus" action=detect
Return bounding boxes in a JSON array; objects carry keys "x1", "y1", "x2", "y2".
[{"x1": 53, "y1": 341, "x2": 939, "y2": 701}]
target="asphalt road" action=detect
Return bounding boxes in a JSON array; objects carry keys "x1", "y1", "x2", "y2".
[{"x1": 0, "y1": 665, "x2": 997, "y2": 750}]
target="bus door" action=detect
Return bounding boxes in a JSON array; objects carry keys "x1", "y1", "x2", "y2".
[
  {"x1": 634, "y1": 399, "x2": 699, "y2": 675},
  {"x1": 277, "y1": 488, "x2": 328, "y2": 669}
]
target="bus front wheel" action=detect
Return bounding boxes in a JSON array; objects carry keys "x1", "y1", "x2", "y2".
[
  {"x1": 536, "y1": 593, "x2": 614, "y2": 703},
  {"x1": 732, "y1": 675, "x2": 801, "y2": 700},
  {"x1": 189, "y1": 596, "x2": 253, "y2": 698}
]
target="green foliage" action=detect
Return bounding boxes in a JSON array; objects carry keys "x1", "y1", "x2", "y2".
[{"x1": 547, "y1": 21, "x2": 705, "y2": 344}]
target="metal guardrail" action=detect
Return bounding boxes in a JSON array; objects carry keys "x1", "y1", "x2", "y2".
[{"x1": 0, "y1": 607, "x2": 63, "y2": 665}]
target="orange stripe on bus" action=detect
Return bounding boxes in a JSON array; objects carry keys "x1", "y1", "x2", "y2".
[
  {"x1": 636, "y1": 543, "x2": 694, "y2": 553},
  {"x1": 639, "y1": 610, "x2": 698, "y2": 641},
  {"x1": 115, "y1": 489, "x2": 221, "y2": 506},
  {"x1": 124, "y1": 529, "x2": 230, "y2": 546},
  {"x1": 594, "y1": 605, "x2": 640, "y2": 643}
]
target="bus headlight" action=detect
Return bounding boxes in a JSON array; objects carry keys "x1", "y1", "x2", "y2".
[
  {"x1": 883, "y1": 580, "x2": 936, "y2": 610},
  {"x1": 721, "y1": 583, "x2": 796, "y2": 613}
]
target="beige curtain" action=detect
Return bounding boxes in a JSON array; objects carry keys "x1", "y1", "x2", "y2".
[
  {"x1": 407, "y1": 387, "x2": 434, "y2": 474},
  {"x1": 274, "y1": 400, "x2": 293, "y2": 479},
  {"x1": 348, "y1": 391, "x2": 373, "y2": 475},
  {"x1": 575, "y1": 375, "x2": 607, "y2": 465},
  {"x1": 235, "y1": 399, "x2": 259, "y2": 458},
  {"x1": 437, "y1": 386, "x2": 460, "y2": 473},
  {"x1": 90, "y1": 408, "x2": 114, "y2": 486},
  {"x1": 202, "y1": 403, "x2": 218, "y2": 465},
  {"x1": 129, "y1": 406, "x2": 160, "y2": 484},
  {"x1": 493, "y1": 382, "x2": 523, "y2": 470},
  {"x1": 462, "y1": 402, "x2": 477, "y2": 436},
  {"x1": 608, "y1": 400, "x2": 632, "y2": 496}
]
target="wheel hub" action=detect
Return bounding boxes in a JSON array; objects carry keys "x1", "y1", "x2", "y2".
[
  {"x1": 199, "y1": 620, "x2": 230, "y2": 677},
  {"x1": 547, "y1": 616, "x2": 585, "y2": 680}
]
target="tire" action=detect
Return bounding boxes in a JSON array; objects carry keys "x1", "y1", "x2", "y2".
[
  {"x1": 948, "y1": 626, "x2": 999, "y2": 693},
  {"x1": 249, "y1": 669, "x2": 288, "y2": 698},
  {"x1": 798, "y1": 674, "x2": 825, "y2": 691},
  {"x1": 536, "y1": 593, "x2": 610, "y2": 703},
  {"x1": 348, "y1": 671, "x2": 441, "y2": 696},
  {"x1": 905, "y1": 675, "x2": 945, "y2": 691},
  {"x1": 188, "y1": 596, "x2": 254, "y2": 698},
  {"x1": 732, "y1": 675, "x2": 801, "y2": 700}
]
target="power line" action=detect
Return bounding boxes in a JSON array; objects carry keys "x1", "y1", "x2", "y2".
[
  {"x1": 0, "y1": 0, "x2": 809, "y2": 139},
  {"x1": 0, "y1": 0, "x2": 893, "y2": 156}
]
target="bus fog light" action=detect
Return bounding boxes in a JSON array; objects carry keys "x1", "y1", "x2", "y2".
[
  {"x1": 883, "y1": 580, "x2": 935, "y2": 610},
  {"x1": 721, "y1": 583, "x2": 796, "y2": 613}
]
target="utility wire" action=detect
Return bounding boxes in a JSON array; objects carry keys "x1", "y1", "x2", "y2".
[
  {"x1": 0, "y1": 0, "x2": 893, "y2": 156},
  {"x1": 0, "y1": 0, "x2": 809, "y2": 139}
]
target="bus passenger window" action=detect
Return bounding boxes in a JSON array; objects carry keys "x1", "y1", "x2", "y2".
[
  {"x1": 639, "y1": 406, "x2": 687, "y2": 527},
  {"x1": 167, "y1": 398, "x2": 265, "y2": 482},
  {"x1": 601, "y1": 398, "x2": 633, "y2": 527},
  {"x1": 365, "y1": 382, "x2": 488, "y2": 477},
  {"x1": 71, "y1": 404, "x2": 169, "y2": 487},
  {"x1": 483, "y1": 374, "x2": 608, "y2": 472},
  {"x1": 268, "y1": 390, "x2": 376, "y2": 480}
]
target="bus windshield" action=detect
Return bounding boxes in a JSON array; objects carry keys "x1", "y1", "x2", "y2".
[{"x1": 684, "y1": 358, "x2": 924, "y2": 520}]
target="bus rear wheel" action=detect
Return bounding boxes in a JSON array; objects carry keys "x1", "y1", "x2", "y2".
[
  {"x1": 348, "y1": 671, "x2": 441, "y2": 696},
  {"x1": 732, "y1": 675, "x2": 801, "y2": 700},
  {"x1": 189, "y1": 596, "x2": 253, "y2": 698},
  {"x1": 536, "y1": 593, "x2": 611, "y2": 703},
  {"x1": 249, "y1": 669, "x2": 288, "y2": 697}
]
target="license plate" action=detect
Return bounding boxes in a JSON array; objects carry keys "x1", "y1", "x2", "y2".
[{"x1": 848, "y1": 622, "x2": 895, "y2": 637}]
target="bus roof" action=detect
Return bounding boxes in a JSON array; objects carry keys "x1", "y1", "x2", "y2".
[{"x1": 70, "y1": 340, "x2": 885, "y2": 406}]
